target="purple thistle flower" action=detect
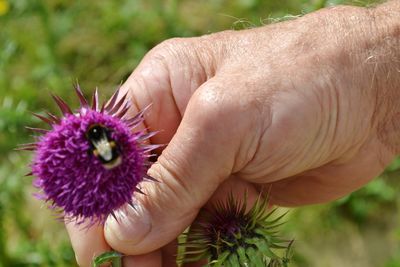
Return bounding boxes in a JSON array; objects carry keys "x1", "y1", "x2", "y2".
[{"x1": 17, "y1": 84, "x2": 159, "y2": 225}]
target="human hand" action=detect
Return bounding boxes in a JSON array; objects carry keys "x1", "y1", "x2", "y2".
[{"x1": 66, "y1": 2, "x2": 400, "y2": 266}]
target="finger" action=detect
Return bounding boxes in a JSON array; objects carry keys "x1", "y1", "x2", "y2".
[
  {"x1": 104, "y1": 78, "x2": 255, "y2": 255},
  {"x1": 204, "y1": 175, "x2": 262, "y2": 210},
  {"x1": 161, "y1": 240, "x2": 179, "y2": 267},
  {"x1": 65, "y1": 220, "x2": 110, "y2": 267},
  {"x1": 122, "y1": 250, "x2": 162, "y2": 267},
  {"x1": 119, "y1": 37, "x2": 217, "y2": 146},
  {"x1": 66, "y1": 36, "x2": 220, "y2": 267}
]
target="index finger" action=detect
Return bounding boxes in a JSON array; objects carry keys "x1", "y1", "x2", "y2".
[{"x1": 65, "y1": 220, "x2": 110, "y2": 267}]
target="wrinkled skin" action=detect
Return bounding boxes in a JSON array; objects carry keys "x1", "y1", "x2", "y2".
[{"x1": 65, "y1": 2, "x2": 400, "y2": 267}]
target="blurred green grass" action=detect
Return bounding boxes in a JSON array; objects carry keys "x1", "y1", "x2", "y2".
[{"x1": 1, "y1": 0, "x2": 398, "y2": 266}]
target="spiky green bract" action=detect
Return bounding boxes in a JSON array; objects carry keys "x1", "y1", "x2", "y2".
[{"x1": 179, "y1": 193, "x2": 293, "y2": 267}]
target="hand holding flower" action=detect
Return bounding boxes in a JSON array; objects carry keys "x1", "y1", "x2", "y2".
[{"x1": 66, "y1": 2, "x2": 400, "y2": 266}]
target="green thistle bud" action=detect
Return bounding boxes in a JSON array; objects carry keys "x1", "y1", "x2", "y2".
[{"x1": 179, "y1": 193, "x2": 293, "y2": 266}]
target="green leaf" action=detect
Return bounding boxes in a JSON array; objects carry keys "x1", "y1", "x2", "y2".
[
  {"x1": 92, "y1": 251, "x2": 122, "y2": 267},
  {"x1": 246, "y1": 247, "x2": 264, "y2": 267},
  {"x1": 246, "y1": 238, "x2": 279, "y2": 259},
  {"x1": 211, "y1": 250, "x2": 231, "y2": 267},
  {"x1": 227, "y1": 253, "x2": 240, "y2": 267},
  {"x1": 237, "y1": 246, "x2": 249, "y2": 265}
]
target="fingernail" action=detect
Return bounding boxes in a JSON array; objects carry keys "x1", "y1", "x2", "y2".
[{"x1": 105, "y1": 203, "x2": 152, "y2": 247}]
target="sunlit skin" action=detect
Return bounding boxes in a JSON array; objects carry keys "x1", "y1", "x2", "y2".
[{"x1": 65, "y1": 2, "x2": 400, "y2": 266}]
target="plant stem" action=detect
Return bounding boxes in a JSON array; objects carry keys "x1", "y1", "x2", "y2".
[{"x1": 112, "y1": 257, "x2": 122, "y2": 267}]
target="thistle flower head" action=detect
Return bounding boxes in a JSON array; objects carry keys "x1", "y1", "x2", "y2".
[
  {"x1": 18, "y1": 85, "x2": 158, "y2": 224},
  {"x1": 180, "y1": 193, "x2": 293, "y2": 266}
]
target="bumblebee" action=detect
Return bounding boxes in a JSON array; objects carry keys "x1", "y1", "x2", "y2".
[{"x1": 86, "y1": 124, "x2": 122, "y2": 169}]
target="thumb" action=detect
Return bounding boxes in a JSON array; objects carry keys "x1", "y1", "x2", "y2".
[{"x1": 104, "y1": 79, "x2": 245, "y2": 255}]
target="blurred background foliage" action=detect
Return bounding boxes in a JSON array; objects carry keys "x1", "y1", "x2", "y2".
[{"x1": 0, "y1": 0, "x2": 397, "y2": 266}]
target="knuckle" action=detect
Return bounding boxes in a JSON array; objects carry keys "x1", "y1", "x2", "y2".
[
  {"x1": 143, "y1": 37, "x2": 194, "y2": 74},
  {"x1": 192, "y1": 81, "x2": 260, "y2": 128},
  {"x1": 190, "y1": 89, "x2": 223, "y2": 130},
  {"x1": 146, "y1": 35, "x2": 219, "y2": 80},
  {"x1": 158, "y1": 37, "x2": 187, "y2": 49},
  {"x1": 148, "y1": 37, "x2": 189, "y2": 59},
  {"x1": 193, "y1": 82, "x2": 227, "y2": 117}
]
